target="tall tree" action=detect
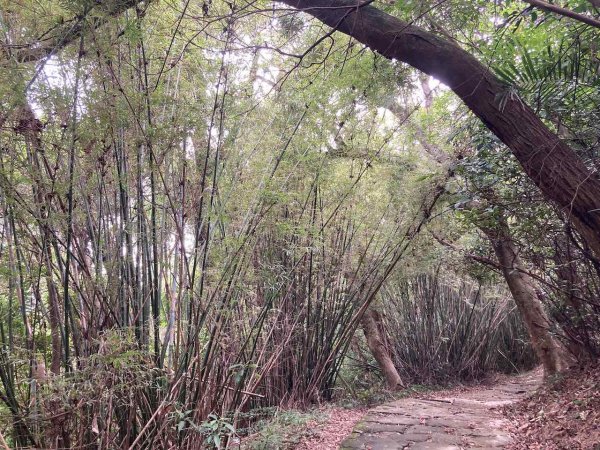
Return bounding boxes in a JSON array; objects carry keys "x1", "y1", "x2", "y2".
[
  {"x1": 478, "y1": 211, "x2": 568, "y2": 376},
  {"x1": 278, "y1": 0, "x2": 600, "y2": 258}
]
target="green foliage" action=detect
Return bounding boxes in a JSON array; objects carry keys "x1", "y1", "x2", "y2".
[
  {"x1": 173, "y1": 411, "x2": 236, "y2": 449},
  {"x1": 1, "y1": 0, "x2": 599, "y2": 447}
]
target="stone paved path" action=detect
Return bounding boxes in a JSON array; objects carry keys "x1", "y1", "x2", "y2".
[{"x1": 340, "y1": 370, "x2": 542, "y2": 450}]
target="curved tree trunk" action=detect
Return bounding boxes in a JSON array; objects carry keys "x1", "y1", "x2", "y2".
[
  {"x1": 281, "y1": 0, "x2": 600, "y2": 258},
  {"x1": 361, "y1": 307, "x2": 404, "y2": 390},
  {"x1": 482, "y1": 219, "x2": 567, "y2": 376}
]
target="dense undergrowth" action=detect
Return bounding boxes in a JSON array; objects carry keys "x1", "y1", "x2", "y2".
[{"x1": 340, "y1": 274, "x2": 535, "y2": 394}]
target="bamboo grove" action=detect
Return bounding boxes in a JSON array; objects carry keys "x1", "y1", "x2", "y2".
[
  {"x1": 0, "y1": 0, "x2": 599, "y2": 448},
  {"x1": 0, "y1": 3, "x2": 436, "y2": 446}
]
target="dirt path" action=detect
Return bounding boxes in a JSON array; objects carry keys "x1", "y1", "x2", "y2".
[{"x1": 340, "y1": 370, "x2": 542, "y2": 450}]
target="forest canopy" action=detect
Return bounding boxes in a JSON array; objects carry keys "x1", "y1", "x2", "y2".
[{"x1": 0, "y1": 0, "x2": 599, "y2": 448}]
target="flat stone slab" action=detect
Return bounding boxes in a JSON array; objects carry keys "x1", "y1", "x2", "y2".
[{"x1": 340, "y1": 371, "x2": 541, "y2": 449}]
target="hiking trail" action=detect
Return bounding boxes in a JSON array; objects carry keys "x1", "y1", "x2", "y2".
[{"x1": 339, "y1": 370, "x2": 542, "y2": 449}]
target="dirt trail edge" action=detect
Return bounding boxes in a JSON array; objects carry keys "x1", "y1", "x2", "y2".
[{"x1": 340, "y1": 370, "x2": 542, "y2": 450}]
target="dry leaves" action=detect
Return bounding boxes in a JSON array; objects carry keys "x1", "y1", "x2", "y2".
[
  {"x1": 503, "y1": 364, "x2": 600, "y2": 450},
  {"x1": 294, "y1": 407, "x2": 366, "y2": 450}
]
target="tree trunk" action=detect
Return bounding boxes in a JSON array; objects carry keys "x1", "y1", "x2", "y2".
[
  {"x1": 482, "y1": 220, "x2": 566, "y2": 376},
  {"x1": 361, "y1": 308, "x2": 404, "y2": 390},
  {"x1": 281, "y1": 0, "x2": 600, "y2": 258}
]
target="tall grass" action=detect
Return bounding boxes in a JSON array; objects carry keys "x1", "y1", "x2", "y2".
[{"x1": 379, "y1": 273, "x2": 536, "y2": 384}]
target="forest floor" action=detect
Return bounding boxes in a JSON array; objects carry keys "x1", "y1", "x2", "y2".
[{"x1": 503, "y1": 363, "x2": 599, "y2": 450}]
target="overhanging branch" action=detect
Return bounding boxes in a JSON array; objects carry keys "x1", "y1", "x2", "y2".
[
  {"x1": 522, "y1": 0, "x2": 600, "y2": 29},
  {"x1": 2, "y1": 0, "x2": 147, "y2": 63}
]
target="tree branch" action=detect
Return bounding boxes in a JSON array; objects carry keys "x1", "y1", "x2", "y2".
[
  {"x1": 3, "y1": 0, "x2": 147, "y2": 63},
  {"x1": 429, "y1": 230, "x2": 503, "y2": 271},
  {"x1": 281, "y1": 0, "x2": 600, "y2": 258},
  {"x1": 522, "y1": 0, "x2": 600, "y2": 29}
]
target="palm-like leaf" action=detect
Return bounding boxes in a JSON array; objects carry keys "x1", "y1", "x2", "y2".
[{"x1": 494, "y1": 37, "x2": 600, "y2": 113}]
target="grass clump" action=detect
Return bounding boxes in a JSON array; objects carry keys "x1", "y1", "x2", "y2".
[{"x1": 241, "y1": 409, "x2": 326, "y2": 450}]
